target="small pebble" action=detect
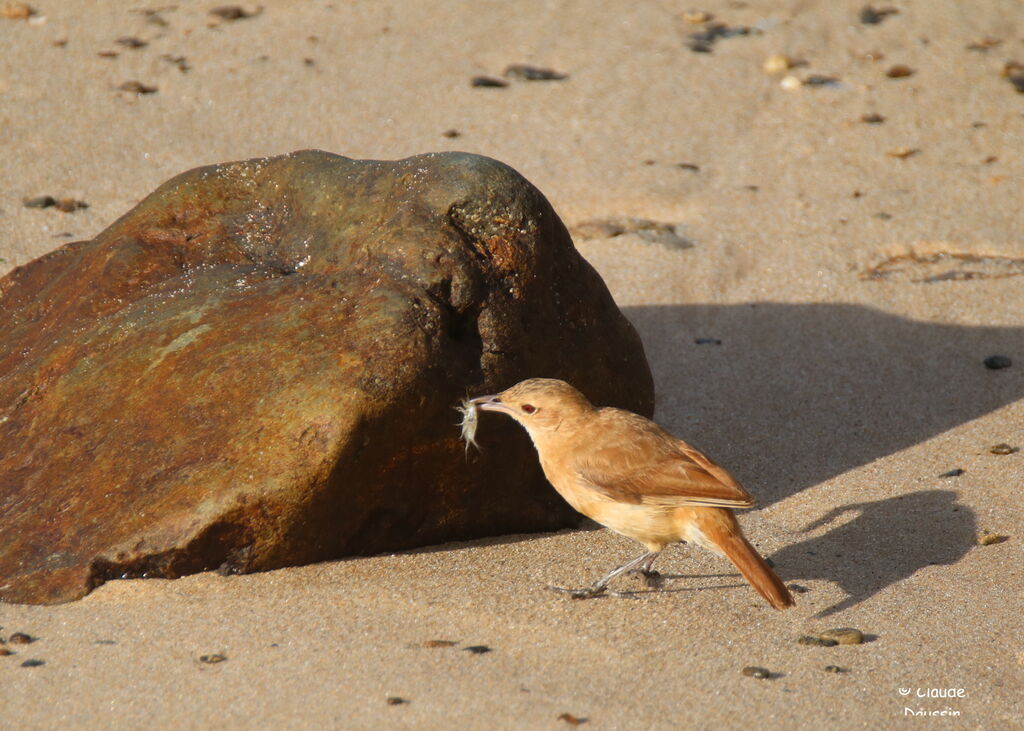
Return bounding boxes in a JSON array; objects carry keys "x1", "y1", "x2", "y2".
[
  {"x1": 20, "y1": 659, "x2": 44, "y2": 667},
  {"x1": 886, "y1": 147, "x2": 918, "y2": 159},
  {"x1": 966, "y1": 37, "x2": 1001, "y2": 51},
  {"x1": 422, "y1": 639, "x2": 457, "y2": 648},
  {"x1": 116, "y1": 36, "x2": 147, "y2": 49},
  {"x1": 386, "y1": 696, "x2": 408, "y2": 706},
  {"x1": 463, "y1": 645, "x2": 492, "y2": 654},
  {"x1": 119, "y1": 80, "x2": 158, "y2": 95},
  {"x1": 504, "y1": 64, "x2": 568, "y2": 81},
  {"x1": 160, "y1": 54, "x2": 190, "y2": 73},
  {"x1": 742, "y1": 666, "x2": 770, "y2": 679},
  {"x1": 0, "y1": 648, "x2": 13, "y2": 656},
  {"x1": 824, "y1": 665, "x2": 845, "y2": 673},
  {"x1": 860, "y1": 113, "x2": 885, "y2": 124},
  {"x1": 983, "y1": 355, "x2": 1012, "y2": 370},
  {"x1": 558, "y1": 712, "x2": 586, "y2": 726},
  {"x1": 804, "y1": 74, "x2": 840, "y2": 87},
  {"x1": 0, "y1": 1, "x2": 34, "y2": 19},
  {"x1": 683, "y1": 10, "x2": 712, "y2": 24},
  {"x1": 762, "y1": 54, "x2": 793, "y2": 74},
  {"x1": 55, "y1": 198, "x2": 88, "y2": 212},
  {"x1": 694, "y1": 337, "x2": 721, "y2": 345},
  {"x1": 471, "y1": 76, "x2": 508, "y2": 88},
  {"x1": 798, "y1": 635, "x2": 838, "y2": 647},
  {"x1": 780, "y1": 75, "x2": 802, "y2": 91},
  {"x1": 819, "y1": 628, "x2": 864, "y2": 645},
  {"x1": 859, "y1": 5, "x2": 898, "y2": 25},
  {"x1": 209, "y1": 5, "x2": 259, "y2": 21},
  {"x1": 677, "y1": 162, "x2": 700, "y2": 171},
  {"x1": 199, "y1": 653, "x2": 227, "y2": 664},
  {"x1": 938, "y1": 468, "x2": 964, "y2": 478},
  {"x1": 23, "y1": 195, "x2": 56, "y2": 209},
  {"x1": 442, "y1": 129, "x2": 461, "y2": 138},
  {"x1": 988, "y1": 443, "x2": 1017, "y2": 455},
  {"x1": 8, "y1": 632, "x2": 35, "y2": 645},
  {"x1": 788, "y1": 583, "x2": 810, "y2": 594},
  {"x1": 97, "y1": 51, "x2": 119, "y2": 58},
  {"x1": 977, "y1": 532, "x2": 1008, "y2": 546},
  {"x1": 885, "y1": 64, "x2": 914, "y2": 78}
]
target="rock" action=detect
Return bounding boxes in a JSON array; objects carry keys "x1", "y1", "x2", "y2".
[
  {"x1": 0, "y1": 150, "x2": 654, "y2": 605},
  {"x1": 819, "y1": 628, "x2": 865, "y2": 645}
]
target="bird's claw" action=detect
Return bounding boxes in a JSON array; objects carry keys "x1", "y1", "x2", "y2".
[{"x1": 546, "y1": 584, "x2": 607, "y2": 599}]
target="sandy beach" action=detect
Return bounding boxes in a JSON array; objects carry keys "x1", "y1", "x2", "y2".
[{"x1": 2, "y1": 1, "x2": 1022, "y2": 727}]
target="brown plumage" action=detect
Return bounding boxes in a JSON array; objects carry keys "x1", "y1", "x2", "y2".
[{"x1": 469, "y1": 378, "x2": 793, "y2": 609}]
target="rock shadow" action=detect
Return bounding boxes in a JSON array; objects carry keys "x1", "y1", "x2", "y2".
[{"x1": 623, "y1": 303, "x2": 1024, "y2": 503}]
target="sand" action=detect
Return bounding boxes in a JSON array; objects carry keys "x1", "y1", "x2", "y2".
[{"x1": 2, "y1": 1, "x2": 1022, "y2": 727}]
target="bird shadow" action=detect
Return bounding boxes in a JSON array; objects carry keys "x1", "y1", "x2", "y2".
[
  {"x1": 770, "y1": 489, "x2": 975, "y2": 617},
  {"x1": 620, "y1": 303, "x2": 1012, "y2": 612}
]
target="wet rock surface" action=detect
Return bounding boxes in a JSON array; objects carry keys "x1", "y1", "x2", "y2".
[{"x1": 0, "y1": 149, "x2": 654, "y2": 604}]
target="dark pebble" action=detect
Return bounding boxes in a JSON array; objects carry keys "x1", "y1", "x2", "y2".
[
  {"x1": 824, "y1": 665, "x2": 845, "y2": 673},
  {"x1": 677, "y1": 162, "x2": 700, "y2": 171},
  {"x1": 23, "y1": 195, "x2": 56, "y2": 209},
  {"x1": 557, "y1": 712, "x2": 586, "y2": 725},
  {"x1": 386, "y1": 696, "x2": 408, "y2": 705},
  {"x1": 798, "y1": 635, "x2": 838, "y2": 647},
  {"x1": 861, "y1": 113, "x2": 885, "y2": 124},
  {"x1": 742, "y1": 666, "x2": 770, "y2": 679},
  {"x1": 463, "y1": 645, "x2": 492, "y2": 654},
  {"x1": 21, "y1": 659, "x2": 45, "y2": 667},
  {"x1": 804, "y1": 75, "x2": 840, "y2": 87},
  {"x1": 694, "y1": 337, "x2": 722, "y2": 345},
  {"x1": 938, "y1": 468, "x2": 964, "y2": 478},
  {"x1": 504, "y1": 64, "x2": 568, "y2": 81},
  {"x1": 984, "y1": 355, "x2": 1012, "y2": 369},
  {"x1": 788, "y1": 583, "x2": 810, "y2": 594},
  {"x1": 886, "y1": 65, "x2": 914, "y2": 78},
  {"x1": 160, "y1": 54, "x2": 191, "y2": 72},
  {"x1": 422, "y1": 639, "x2": 458, "y2": 648},
  {"x1": 442, "y1": 129, "x2": 461, "y2": 138},
  {"x1": 8, "y1": 632, "x2": 35, "y2": 645},
  {"x1": 209, "y1": 5, "x2": 259, "y2": 20},
  {"x1": 687, "y1": 23, "x2": 752, "y2": 53},
  {"x1": 55, "y1": 198, "x2": 88, "y2": 213},
  {"x1": 860, "y1": 5, "x2": 897, "y2": 24},
  {"x1": 471, "y1": 76, "x2": 508, "y2": 88},
  {"x1": 119, "y1": 80, "x2": 158, "y2": 95},
  {"x1": 0, "y1": 648, "x2": 13, "y2": 656},
  {"x1": 199, "y1": 653, "x2": 227, "y2": 664},
  {"x1": 98, "y1": 50, "x2": 119, "y2": 58},
  {"x1": 116, "y1": 37, "x2": 147, "y2": 49},
  {"x1": 989, "y1": 443, "x2": 1017, "y2": 455}
]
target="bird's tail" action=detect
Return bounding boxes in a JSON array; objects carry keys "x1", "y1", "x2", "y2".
[
  {"x1": 687, "y1": 508, "x2": 795, "y2": 609},
  {"x1": 722, "y1": 531, "x2": 795, "y2": 609}
]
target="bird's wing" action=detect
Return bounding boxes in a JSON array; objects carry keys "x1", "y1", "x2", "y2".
[{"x1": 572, "y1": 413, "x2": 755, "y2": 509}]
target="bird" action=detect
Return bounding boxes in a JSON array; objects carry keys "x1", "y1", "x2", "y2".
[{"x1": 466, "y1": 378, "x2": 794, "y2": 609}]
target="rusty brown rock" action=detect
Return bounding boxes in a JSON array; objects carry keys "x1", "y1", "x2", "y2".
[{"x1": 0, "y1": 150, "x2": 653, "y2": 604}]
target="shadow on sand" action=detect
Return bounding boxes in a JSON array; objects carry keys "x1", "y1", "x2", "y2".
[{"x1": 620, "y1": 302, "x2": 1019, "y2": 613}]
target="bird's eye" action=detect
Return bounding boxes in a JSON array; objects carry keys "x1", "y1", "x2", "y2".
[{"x1": 521, "y1": 404, "x2": 536, "y2": 414}]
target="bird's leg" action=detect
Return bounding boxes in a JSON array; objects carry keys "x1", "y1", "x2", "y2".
[
  {"x1": 549, "y1": 551, "x2": 660, "y2": 599},
  {"x1": 628, "y1": 551, "x2": 663, "y2": 587},
  {"x1": 629, "y1": 551, "x2": 660, "y2": 576}
]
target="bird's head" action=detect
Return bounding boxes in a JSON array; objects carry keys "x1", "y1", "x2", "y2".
[{"x1": 469, "y1": 378, "x2": 595, "y2": 437}]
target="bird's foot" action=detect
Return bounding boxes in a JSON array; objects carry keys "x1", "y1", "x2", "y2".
[
  {"x1": 628, "y1": 568, "x2": 663, "y2": 588},
  {"x1": 546, "y1": 584, "x2": 607, "y2": 599}
]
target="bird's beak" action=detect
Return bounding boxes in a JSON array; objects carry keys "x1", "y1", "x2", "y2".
[{"x1": 469, "y1": 394, "x2": 515, "y2": 416}]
